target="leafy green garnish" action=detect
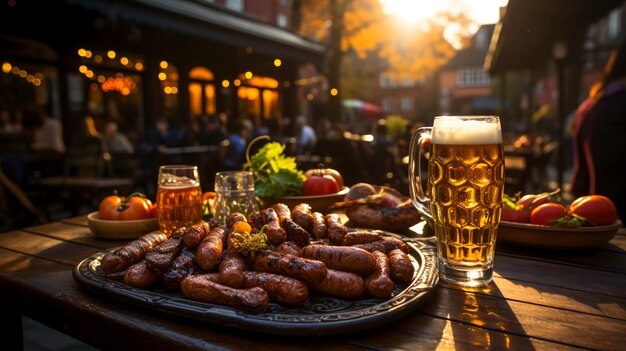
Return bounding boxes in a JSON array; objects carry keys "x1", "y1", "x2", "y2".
[
  {"x1": 244, "y1": 141, "x2": 305, "y2": 198},
  {"x1": 232, "y1": 225, "x2": 268, "y2": 257}
]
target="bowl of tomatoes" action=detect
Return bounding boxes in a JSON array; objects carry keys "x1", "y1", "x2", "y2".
[
  {"x1": 264, "y1": 186, "x2": 350, "y2": 213},
  {"x1": 498, "y1": 192, "x2": 622, "y2": 249},
  {"x1": 87, "y1": 193, "x2": 159, "y2": 239}
]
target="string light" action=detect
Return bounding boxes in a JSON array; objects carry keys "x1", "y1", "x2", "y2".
[
  {"x1": 77, "y1": 48, "x2": 86, "y2": 57},
  {"x1": 120, "y1": 57, "x2": 129, "y2": 65},
  {"x1": 274, "y1": 59, "x2": 282, "y2": 67},
  {"x1": 158, "y1": 72, "x2": 167, "y2": 81},
  {"x1": 330, "y1": 88, "x2": 338, "y2": 96},
  {"x1": 222, "y1": 80, "x2": 230, "y2": 88},
  {"x1": 160, "y1": 61, "x2": 168, "y2": 69},
  {"x1": 107, "y1": 50, "x2": 116, "y2": 59},
  {"x1": 244, "y1": 71, "x2": 253, "y2": 79}
]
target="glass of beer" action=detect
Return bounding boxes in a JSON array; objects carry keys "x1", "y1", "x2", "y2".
[
  {"x1": 156, "y1": 165, "x2": 203, "y2": 235},
  {"x1": 409, "y1": 116, "x2": 504, "y2": 287}
]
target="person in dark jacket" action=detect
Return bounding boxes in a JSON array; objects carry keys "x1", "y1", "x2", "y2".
[{"x1": 571, "y1": 37, "x2": 626, "y2": 222}]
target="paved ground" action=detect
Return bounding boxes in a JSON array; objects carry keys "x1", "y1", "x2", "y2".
[{"x1": 23, "y1": 317, "x2": 98, "y2": 351}]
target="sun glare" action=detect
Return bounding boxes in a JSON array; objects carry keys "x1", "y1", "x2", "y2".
[{"x1": 381, "y1": 0, "x2": 445, "y2": 25}]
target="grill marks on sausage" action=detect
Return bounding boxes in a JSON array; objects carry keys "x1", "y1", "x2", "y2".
[
  {"x1": 163, "y1": 246, "x2": 197, "y2": 291},
  {"x1": 283, "y1": 218, "x2": 311, "y2": 247},
  {"x1": 300, "y1": 245, "x2": 375, "y2": 276},
  {"x1": 272, "y1": 203, "x2": 291, "y2": 225},
  {"x1": 181, "y1": 222, "x2": 210, "y2": 248},
  {"x1": 388, "y1": 249, "x2": 415, "y2": 283},
  {"x1": 249, "y1": 251, "x2": 327, "y2": 285},
  {"x1": 311, "y1": 212, "x2": 328, "y2": 239},
  {"x1": 325, "y1": 213, "x2": 347, "y2": 245},
  {"x1": 365, "y1": 251, "x2": 394, "y2": 299},
  {"x1": 260, "y1": 208, "x2": 286, "y2": 245},
  {"x1": 292, "y1": 203, "x2": 314, "y2": 233},
  {"x1": 196, "y1": 227, "x2": 226, "y2": 271},
  {"x1": 144, "y1": 237, "x2": 184, "y2": 272},
  {"x1": 241, "y1": 272, "x2": 309, "y2": 305},
  {"x1": 181, "y1": 275, "x2": 269, "y2": 313},
  {"x1": 124, "y1": 260, "x2": 164, "y2": 288},
  {"x1": 313, "y1": 269, "x2": 364, "y2": 299},
  {"x1": 341, "y1": 231, "x2": 383, "y2": 246},
  {"x1": 352, "y1": 237, "x2": 409, "y2": 254},
  {"x1": 101, "y1": 231, "x2": 168, "y2": 274}
]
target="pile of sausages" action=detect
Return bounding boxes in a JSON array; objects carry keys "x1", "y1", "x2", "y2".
[{"x1": 100, "y1": 203, "x2": 416, "y2": 313}]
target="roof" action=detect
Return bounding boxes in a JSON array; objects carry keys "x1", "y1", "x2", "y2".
[
  {"x1": 444, "y1": 24, "x2": 495, "y2": 69},
  {"x1": 65, "y1": 0, "x2": 325, "y2": 63},
  {"x1": 485, "y1": 0, "x2": 625, "y2": 74}
]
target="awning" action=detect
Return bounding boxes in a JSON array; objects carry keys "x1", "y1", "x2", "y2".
[
  {"x1": 343, "y1": 99, "x2": 382, "y2": 120},
  {"x1": 485, "y1": 0, "x2": 625, "y2": 74},
  {"x1": 64, "y1": 0, "x2": 325, "y2": 63}
]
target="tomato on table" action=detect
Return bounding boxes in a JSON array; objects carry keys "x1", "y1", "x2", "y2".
[
  {"x1": 569, "y1": 195, "x2": 618, "y2": 225},
  {"x1": 530, "y1": 203, "x2": 567, "y2": 226},
  {"x1": 98, "y1": 194, "x2": 152, "y2": 220},
  {"x1": 302, "y1": 174, "x2": 339, "y2": 196},
  {"x1": 304, "y1": 168, "x2": 344, "y2": 190}
]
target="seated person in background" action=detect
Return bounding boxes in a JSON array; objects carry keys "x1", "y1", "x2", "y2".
[
  {"x1": 571, "y1": 37, "x2": 626, "y2": 221},
  {"x1": 294, "y1": 115, "x2": 317, "y2": 155},
  {"x1": 22, "y1": 106, "x2": 65, "y2": 153},
  {"x1": 201, "y1": 114, "x2": 228, "y2": 146},
  {"x1": 221, "y1": 120, "x2": 248, "y2": 171},
  {"x1": 102, "y1": 121, "x2": 134, "y2": 154}
]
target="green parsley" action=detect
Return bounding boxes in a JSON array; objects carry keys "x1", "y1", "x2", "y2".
[{"x1": 244, "y1": 140, "x2": 305, "y2": 198}]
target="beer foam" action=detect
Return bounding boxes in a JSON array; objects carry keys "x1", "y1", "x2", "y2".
[{"x1": 431, "y1": 117, "x2": 502, "y2": 145}]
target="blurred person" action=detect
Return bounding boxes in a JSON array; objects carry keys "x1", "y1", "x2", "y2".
[
  {"x1": 571, "y1": 37, "x2": 626, "y2": 221},
  {"x1": 294, "y1": 115, "x2": 316, "y2": 155},
  {"x1": 22, "y1": 106, "x2": 65, "y2": 153},
  {"x1": 102, "y1": 121, "x2": 134, "y2": 154},
  {"x1": 185, "y1": 118, "x2": 203, "y2": 146},
  {"x1": 221, "y1": 120, "x2": 248, "y2": 171},
  {"x1": 364, "y1": 119, "x2": 401, "y2": 186},
  {"x1": 201, "y1": 114, "x2": 228, "y2": 146}
]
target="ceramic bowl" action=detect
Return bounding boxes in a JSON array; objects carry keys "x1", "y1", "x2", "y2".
[{"x1": 86, "y1": 212, "x2": 160, "y2": 239}]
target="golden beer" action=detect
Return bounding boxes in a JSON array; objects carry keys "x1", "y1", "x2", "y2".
[
  {"x1": 156, "y1": 184, "x2": 203, "y2": 235},
  {"x1": 156, "y1": 165, "x2": 202, "y2": 235},
  {"x1": 428, "y1": 143, "x2": 504, "y2": 266},
  {"x1": 410, "y1": 116, "x2": 503, "y2": 286}
]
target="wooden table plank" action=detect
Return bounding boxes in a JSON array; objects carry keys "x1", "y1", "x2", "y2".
[
  {"x1": 22, "y1": 221, "x2": 124, "y2": 250},
  {"x1": 0, "y1": 231, "x2": 101, "y2": 266},
  {"x1": 422, "y1": 286, "x2": 626, "y2": 351},
  {"x1": 0, "y1": 248, "x2": 590, "y2": 351},
  {"x1": 60, "y1": 216, "x2": 89, "y2": 227}
]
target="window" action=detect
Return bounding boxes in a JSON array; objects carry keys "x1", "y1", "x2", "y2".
[
  {"x1": 401, "y1": 74, "x2": 413, "y2": 87},
  {"x1": 457, "y1": 67, "x2": 491, "y2": 87},
  {"x1": 237, "y1": 74, "x2": 280, "y2": 121},
  {"x1": 382, "y1": 97, "x2": 394, "y2": 112},
  {"x1": 401, "y1": 97, "x2": 413, "y2": 111},
  {"x1": 189, "y1": 67, "x2": 215, "y2": 117},
  {"x1": 379, "y1": 72, "x2": 389, "y2": 88},
  {"x1": 277, "y1": 13, "x2": 288, "y2": 28},
  {"x1": 225, "y1": 0, "x2": 243, "y2": 11}
]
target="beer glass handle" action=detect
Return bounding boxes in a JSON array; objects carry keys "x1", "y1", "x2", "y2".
[{"x1": 409, "y1": 127, "x2": 432, "y2": 220}]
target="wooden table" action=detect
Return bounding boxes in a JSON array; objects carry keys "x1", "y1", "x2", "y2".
[{"x1": 1, "y1": 217, "x2": 625, "y2": 350}]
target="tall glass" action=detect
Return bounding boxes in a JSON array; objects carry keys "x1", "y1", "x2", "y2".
[
  {"x1": 409, "y1": 116, "x2": 504, "y2": 287},
  {"x1": 156, "y1": 165, "x2": 203, "y2": 235},
  {"x1": 213, "y1": 171, "x2": 259, "y2": 225}
]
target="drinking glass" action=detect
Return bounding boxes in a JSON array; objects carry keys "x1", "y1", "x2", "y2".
[
  {"x1": 156, "y1": 165, "x2": 203, "y2": 235},
  {"x1": 409, "y1": 116, "x2": 504, "y2": 287},
  {"x1": 213, "y1": 171, "x2": 259, "y2": 225}
]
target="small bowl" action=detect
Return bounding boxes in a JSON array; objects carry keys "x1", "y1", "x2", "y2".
[
  {"x1": 498, "y1": 219, "x2": 622, "y2": 249},
  {"x1": 261, "y1": 187, "x2": 349, "y2": 213},
  {"x1": 86, "y1": 212, "x2": 160, "y2": 239}
]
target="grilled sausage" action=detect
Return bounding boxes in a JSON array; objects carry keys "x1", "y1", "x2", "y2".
[
  {"x1": 247, "y1": 211, "x2": 264, "y2": 231},
  {"x1": 276, "y1": 241, "x2": 301, "y2": 256},
  {"x1": 300, "y1": 245, "x2": 375, "y2": 276},
  {"x1": 325, "y1": 213, "x2": 347, "y2": 245},
  {"x1": 144, "y1": 237, "x2": 184, "y2": 272},
  {"x1": 181, "y1": 274, "x2": 269, "y2": 313},
  {"x1": 312, "y1": 212, "x2": 328, "y2": 239},
  {"x1": 242, "y1": 271, "x2": 309, "y2": 305},
  {"x1": 283, "y1": 218, "x2": 311, "y2": 247},
  {"x1": 365, "y1": 251, "x2": 394, "y2": 298},
  {"x1": 353, "y1": 237, "x2": 409, "y2": 254},
  {"x1": 218, "y1": 239, "x2": 247, "y2": 288},
  {"x1": 105, "y1": 270, "x2": 127, "y2": 281},
  {"x1": 341, "y1": 231, "x2": 383, "y2": 246},
  {"x1": 272, "y1": 203, "x2": 291, "y2": 224},
  {"x1": 260, "y1": 208, "x2": 286, "y2": 245},
  {"x1": 292, "y1": 203, "x2": 314, "y2": 232},
  {"x1": 314, "y1": 269, "x2": 364, "y2": 299},
  {"x1": 388, "y1": 249, "x2": 415, "y2": 283},
  {"x1": 124, "y1": 260, "x2": 163, "y2": 288},
  {"x1": 248, "y1": 251, "x2": 327, "y2": 285},
  {"x1": 226, "y1": 213, "x2": 247, "y2": 229},
  {"x1": 170, "y1": 226, "x2": 189, "y2": 238},
  {"x1": 101, "y1": 231, "x2": 168, "y2": 274},
  {"x1": 163, "y1": 246, "x2": 197, "y2": 291},
  {"x1": 181, "y1": 222, "x2": 210, "y2": 248},
  {"x1": 196, "y1": 227, "x2": 226, "y2": 271}
]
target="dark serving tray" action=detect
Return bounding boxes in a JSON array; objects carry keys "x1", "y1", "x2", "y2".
[{"x1": 73, "y1": 231, "x2": 439, "y2": 336}]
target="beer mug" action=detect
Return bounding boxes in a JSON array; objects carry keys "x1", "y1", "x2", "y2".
[
  {"x1": 156, "y1": 165, "x2": 203, "y2": 235},
  {"x1": 409, "y1": 116, "x2": 504, "y2": 287},
  {"x1": 213, "y1": 171, "x2": 259, "y2": 225}
]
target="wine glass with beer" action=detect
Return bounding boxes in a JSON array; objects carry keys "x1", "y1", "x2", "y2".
[
  {"x1": 409, "y1": 116, "x2": 504, "y2": 287},
  {"x1": 156, "y1": 165, "x2": 203, "y2": 235}
]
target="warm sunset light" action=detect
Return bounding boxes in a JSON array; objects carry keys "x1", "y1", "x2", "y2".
[{"x1": 381, "y1": 0, "x2": 508, "y2": 25}]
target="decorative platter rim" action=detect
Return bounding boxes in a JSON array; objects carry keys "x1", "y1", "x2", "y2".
[{"x1": 73, "y1": 230, "x2": 439, "y2": 336}]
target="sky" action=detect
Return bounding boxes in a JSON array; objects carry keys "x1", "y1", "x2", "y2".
[{"x1": 381, "y1": 0, "x2": 510, "y2": 25}]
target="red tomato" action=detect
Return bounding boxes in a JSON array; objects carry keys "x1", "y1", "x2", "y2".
[
  {"x1": 569, "y1": 195, "x2": 618, "y2": 225},
  {"x1": 530, "y1": 203, "x2": 567, "y2": 226},
  {"x1": 98, "y1": 195, "x2": 152, "y2": 220},
  {"x1": 518, "y1": 194, "x2": 552, "y2": 211},
  {"x1": 302, "y1": 174, "x2": 339, "y2": 196},
  {"x1": 304, "y1": 168, "x2": 344, "y2": 189},
  {"x1": 501, "y1": 205, "x2": 530, "y2": 223}
]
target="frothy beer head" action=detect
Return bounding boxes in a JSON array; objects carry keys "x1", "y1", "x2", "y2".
[{"x1": 431, "y1": 116, "x2": 502, "y2": 145}]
